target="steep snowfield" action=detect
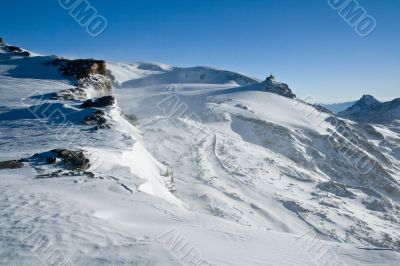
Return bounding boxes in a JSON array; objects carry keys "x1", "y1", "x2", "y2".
[{"x1": 1, "y1": 44, "x2": 400, "y2": 265}]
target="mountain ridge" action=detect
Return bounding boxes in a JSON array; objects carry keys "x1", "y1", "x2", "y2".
[{"x1": 339, "y1": 94, "x2": 400, "y2": 124}]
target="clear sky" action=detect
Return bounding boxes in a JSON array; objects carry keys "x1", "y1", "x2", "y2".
[{"x1": 1, "y1": 0, "x2": 399, "y2": 103}]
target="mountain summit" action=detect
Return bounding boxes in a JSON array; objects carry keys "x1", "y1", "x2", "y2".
[
  {"x1": 357, "y1": 94, "x2": 381, "y2": 106},
  {"x1": 339, "y1": 95, "x2": 400, "y2": 124}
]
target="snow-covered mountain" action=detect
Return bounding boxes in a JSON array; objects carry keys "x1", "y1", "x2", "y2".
[
  {"x1": 107, "y1": 62, "x2": 259, "y2": 87},
  {"x1": 338, "y1": 95, "x2": 400, "y2": 124},
  {"x1": 1, "y1": 39, "x2": 400, "y2": 265}
]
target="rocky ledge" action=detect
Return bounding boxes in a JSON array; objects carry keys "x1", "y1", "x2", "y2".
[
  {"x1": 45, "y1": 57, "x2": 108, "y2": 80},
  {"x1": 263, "y1": 75, "x2": 296, "y2": 98},
  {"x1": 0, "y1": 38, "x2": 30, "y2": 56},
  {"x1": 80, "y1": 96, "x2": 116, "y2": 109}
]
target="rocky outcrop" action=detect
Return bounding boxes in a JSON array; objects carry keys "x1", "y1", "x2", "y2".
[
  {"x1": 45, "y1": 57, "x2": 112, "y2": 100},
  {"x1": 78, "y1": 74, "x2": 112, "y2": 93},
  {"x1": 0, "y1": 160, "x2": 24, "y2": 169},
  {"x1": 52, "y1": 87, "x2": 87, "y2": 101},
  {"x1": 263, "y1": 75, "x2": 296, "y2": 98},
  {"x1": 33, "y1": 149, "x2": 90, "y2": 171},
  {"x1": 82, "y1": 110, "x2": 107, "y2": 127},
  {"x1": 45, "y1": 58, "x2": 108, "y2": 79},
  {"x1": 0, "y1": 38, "x2": 30, "y2": 56},
  {"x1": 52, "y1": 75, "x2": 112, "y2": 101},
  {"x1": 241, "y1": 75, "x2": 296, "y2": 98},
  {"x1": 316, "y1": 181, "x2": 356, "y2": 199},
  {"x1": 362, "y1": 198, "x2": 393, "y2": 212},
  {"x1": 80, "y1": 96, "x2": 115, "y2": 109}
]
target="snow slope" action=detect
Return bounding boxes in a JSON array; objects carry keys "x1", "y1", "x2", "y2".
[
  {"x1": 113, "y1": 62, "x2": 400, "y2": 252},
  {"x1": 108, "y1": 62, "x2": 259, "y2": 88},
  {"x1": 1, "y1": 43, "x2": 400, "y2": 265}
]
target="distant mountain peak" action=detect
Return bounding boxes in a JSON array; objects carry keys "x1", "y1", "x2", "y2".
[
  {"x1": 358, "y1": 94, "x2": 381, "y2": 106},
  {"x1": 339, "y1": 95, "x2": 400, "y2": 124}
]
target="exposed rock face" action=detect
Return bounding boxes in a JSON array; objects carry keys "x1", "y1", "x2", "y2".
[
  {"x1": 363, "y1": 198, "x2": 393, "y2": 212},
  {"x1": 312, "y1": 104, "x2": 334, "y2": 115},
  {"x1": 282, "y1": 200, "x2": 309, "y2": 213},
  {"x1": 237, "y1": 75, "x2": 296, "y2": 99},
  {"x1": 45, "y1": 58, "x2": 108, "y2": 79},
  {"x1": 0, "y1": 40, "x2": 30, "y2": 56},
  {"x1": 52, "y1": 87, "x2": 87, "y2": 101},
  {"x1": 82, "y1": 110, "x2": 107, "y2": 126},
  {"x1": 316, "y1": 181, "x2": 356, "y2": 199},
  {"x1": 46, "y1": 57, "x2": 112, "y2": 99},
  {"x1": 338, "y1": 95, "x2": 400, "y2": 124},
  {"x1": 37, "y1": 149, "x2": 90, "y2": 171},
  {"x1": 263, "y1": 75, "x2": 296, "y2": 98},
  {"x1": 52, "y1": 76, "x2": 112, "y2": 101},
  {"x1": 0, "y1": 160, "x2": 24, "y2": 169},
  {"x1": 4, "y1": 45, "x2": 23, "y2": 53},
  {"x1": 78, "y1": 74, "x2": 112, "y2": 93},
  {"x1": 80, "y1": 96, "x2": 115, "y2": 109}
]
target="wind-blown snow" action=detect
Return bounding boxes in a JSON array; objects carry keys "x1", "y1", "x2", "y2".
[{"x1": 1, "y1": 46, "x2": 399, "y2": 265}]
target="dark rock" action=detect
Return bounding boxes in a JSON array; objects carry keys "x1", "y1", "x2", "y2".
[
  {"x1": 0, "y1": 160, "x2": 24, "y2": 169},
  {"x1": 312, "y1": 104, "x2": 334, "y2": 115},
  {"x1": 82, "y1": 110, "x2": 107, "y2": 125},
  {"x1": 3, "y1": 45, "x2": 30, "y2": 56},
  {"x1": 316, "y1": 181, "x2": 356, "y2": 199},
  {"x1": 46, "y1": 157, "x2": 57, "y2": 164},
  {"x1": 362, "y1": 198, "x2": 393, "y2": 212},
  {"x1": 282, "y1": 200, "x2": 309, "y2": 213},
  {"x1": 45, "y1": 58, "x2": 107, "y2": 79},
  {"x1": 4, "y1": 45, "x2": 23, "y2": 53},
  {"x1": 84, "y1": 171, "x2": 95, "y2": 178},
  {"x1": 36, "y1": 169, "x2": 95, "y2": 179},
  {"x1": 77, "y1": 74, "x2": 112, "y2": 92},
  {"x1": 52, "y1": 87, "x2": 87, "y2": 100},
  {"x1": 356, "y1": 187, "x2": 383, "y2": 199},
  {"x1": 263, "y1": 76, "x2": 296, "y2": 98},
  {"x1": 80, "y1": 96, "x2": 115, "y2": 109},
  {"x1": 0, "y1": 37, "x2": 4, "y2": 46},
  {"x1": 96, "y1": 124, "x2": 111, "y2": 130},
  {"x1": 50, "y1": 149, "x2": 90, "y2": 171},
  {"x1": 319, "y1": 201, "x2": 339, "y2": 208}
]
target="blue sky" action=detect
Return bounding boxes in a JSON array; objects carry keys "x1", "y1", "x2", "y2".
[{"x1": 1, "y1": 0, "x2": 399, "y2": 102}]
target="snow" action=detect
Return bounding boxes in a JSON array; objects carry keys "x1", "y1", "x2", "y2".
[
  {"x1": 107, "y1": 61, "x2": 172, "y2": 85},
  {"x1": 1, "y1": 43, "x2": 400, "y2": 265}
]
